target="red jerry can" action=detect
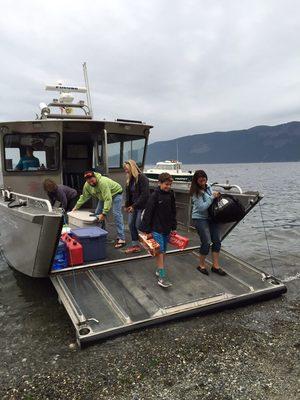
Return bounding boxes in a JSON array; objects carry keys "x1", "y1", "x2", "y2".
[{"x1": 61, "y1": 233, "x2": 84, "y2": 266}]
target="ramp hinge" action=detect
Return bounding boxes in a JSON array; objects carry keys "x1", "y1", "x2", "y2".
[{"x1": 262, "y1": 274, "x2": 281, "y2": 285}]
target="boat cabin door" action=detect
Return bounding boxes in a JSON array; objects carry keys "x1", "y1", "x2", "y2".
[{"x1": 62, "y1": 123, "x2": 106, "y2": 194}]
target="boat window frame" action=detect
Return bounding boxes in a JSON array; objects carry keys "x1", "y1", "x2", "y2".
[
  {"x1": 106, "y1": 133, "x2": 147, "y2": 170},
  {"x1": 3, "y1": 131, "x2": 61, "y2": 174}
]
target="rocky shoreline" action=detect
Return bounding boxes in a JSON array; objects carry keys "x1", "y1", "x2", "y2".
[{"x1": 1, "y1": 270, "x2": 299, "y2": 400}]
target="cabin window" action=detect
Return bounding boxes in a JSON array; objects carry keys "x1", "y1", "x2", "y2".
[
  {"x1": 3, "y1": 133, "x2": 60, "y2": 172},
  {"x1": 107, "y1": 133, "x2": 146, "y2": 168},
  {"x1": 107, "y1": 140, "x2": 121, "y2": 168},
  {"x1": 123, "y1": 137, "x2": 146, "y2": 166}
]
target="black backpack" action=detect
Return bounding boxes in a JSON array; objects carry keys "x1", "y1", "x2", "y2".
[{"x1": 208, "y1": 194, "x2": 246, "y2": 223}]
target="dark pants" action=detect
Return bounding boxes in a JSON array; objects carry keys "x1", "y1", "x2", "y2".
[{"x1": 193, "y1": 219, "x2": 221, "y2": 256}]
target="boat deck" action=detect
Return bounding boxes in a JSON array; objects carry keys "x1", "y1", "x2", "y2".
[
  {"x1": 51, "y1": 222, "x2": 286, "y2": 346},
  {"x1": 65, "y1": 210, "x2": 200, "y2": 267},
  {"x1": 75, "y1": 222, "x2": 200, "y2": 264}
]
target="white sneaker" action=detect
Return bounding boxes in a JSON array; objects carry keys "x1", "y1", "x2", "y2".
[{"x1": 158, "y1": 277, "x2": 172, "y2": 288}]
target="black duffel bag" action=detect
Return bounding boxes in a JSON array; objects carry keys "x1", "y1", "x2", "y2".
[{"x1": 208, "y1": 194, "x2": 246, "y2": 223}]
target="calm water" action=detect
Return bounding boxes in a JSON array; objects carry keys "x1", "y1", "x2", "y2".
[{"x1": 0, "y1": 162, "x2": 299, "y2": 332}]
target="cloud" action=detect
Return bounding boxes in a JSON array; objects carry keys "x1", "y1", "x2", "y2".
[{"x1": 1, "y1": 0, "x2": 300, "y2": 142}]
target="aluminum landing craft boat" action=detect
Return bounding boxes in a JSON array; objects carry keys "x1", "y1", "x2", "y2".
[{"x1": 0, "y1": 65, "x2": 286, "y2": 346}]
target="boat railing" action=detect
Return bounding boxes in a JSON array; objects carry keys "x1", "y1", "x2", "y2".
[
  {"x1": 41, "y1": 102, "x2": 92, "y2": 120},
  {"x1": 1, "y1": 189, "x2": 11, "y2": 199},
  {"x1": 211, "y1": 182, "x2": 243, "y2": 194},
  {"x1": 1, "y1": 190, "x2": 53, "y2": 212}
]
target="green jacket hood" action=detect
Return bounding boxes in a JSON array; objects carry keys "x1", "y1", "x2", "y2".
[{"x1": 94, "y1": 172, "x2": 102, "y2": 181}]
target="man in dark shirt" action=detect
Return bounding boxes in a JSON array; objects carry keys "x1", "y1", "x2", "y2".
[{"x1": 43, "y1": 179, "x2": 78, "y2": 211}]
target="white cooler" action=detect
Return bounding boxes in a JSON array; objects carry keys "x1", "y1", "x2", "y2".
[{"x1": 67, "y1": 210, "x2": 98, "y2": 228}]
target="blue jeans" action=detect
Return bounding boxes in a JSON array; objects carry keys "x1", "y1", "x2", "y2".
[
  {"x1": 95, "y1": 194, "x2": 125, "y2": 241},
  {"x1": 193, "y1": 219, "x2": 221, "y2": 256},
  {"x1": 128, "y1": 209, "x2": 142, "y2": 245}
]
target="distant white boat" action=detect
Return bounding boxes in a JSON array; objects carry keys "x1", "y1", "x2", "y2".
[{"x1": 145, "y1": 160, "x2": 194, "y2": 184}]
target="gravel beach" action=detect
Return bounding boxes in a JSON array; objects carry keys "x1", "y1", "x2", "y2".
[{"x1": 0, "y1": 270, "x2": 299, "y2": 400}]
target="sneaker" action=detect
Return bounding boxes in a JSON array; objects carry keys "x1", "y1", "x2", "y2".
[
  {"x1": 155, "y1": 269, "x2": 160, "y2": 277},
  {"x1": 211, "y1": 266, "x2": 227, "y2": 276},
  {"x1": 125, "y1": 245, "x2": 141, "y2": 254},
  {"x1": 158, "y1": 277, "x2": 172, "y2": 288}
]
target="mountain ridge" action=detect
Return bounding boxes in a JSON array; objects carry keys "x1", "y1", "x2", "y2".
[{"x1": 146, "y1": 121, "x2": 300, "y2": 164}]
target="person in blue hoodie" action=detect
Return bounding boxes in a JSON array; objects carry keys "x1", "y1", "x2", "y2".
[{"x1": 190, "y1": 170, "x2": 227, "y2": 276}]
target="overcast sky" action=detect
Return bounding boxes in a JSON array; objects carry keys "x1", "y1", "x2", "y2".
[{"x1": 1, "y1": 0, "x2": 300, "y2": 142}]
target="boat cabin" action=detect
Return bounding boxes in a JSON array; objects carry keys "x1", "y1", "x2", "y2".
[
  {"x1": 155, "y1": 160, "x2": 182, "y2": 170},
  {"x1": 0, "y1": 119, "x2": 151, "y2": 198}
]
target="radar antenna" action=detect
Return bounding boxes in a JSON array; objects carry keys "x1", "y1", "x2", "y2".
[{"x1": 39, "y1": 63, "x2": 93, "y2": 120}]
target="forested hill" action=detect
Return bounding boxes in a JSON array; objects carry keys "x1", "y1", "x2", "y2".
[{"x1": 146, "y1": 121, "x2": 300, "y2": 164}]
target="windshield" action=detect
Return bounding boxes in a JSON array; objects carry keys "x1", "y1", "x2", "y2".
[{"x1": 4, "y1": 132, "x2": 60, "y2": 172}]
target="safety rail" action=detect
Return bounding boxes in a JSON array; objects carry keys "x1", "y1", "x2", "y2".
[
  {"x1": 40, "y1": 100, "x2": 92, "y2": 120},
  {"x1": 1, "y1": 189, "x2": 10, "y2": 199},
  {"x1": 1, "y1": 190, "x2": 53, "y2": 212},
  {"x1": 211, "y1": 182, "x2": 243, "y2": 194}
]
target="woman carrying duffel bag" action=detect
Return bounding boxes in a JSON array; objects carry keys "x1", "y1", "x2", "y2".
[{"x1": 190, "y1": 170, "x2": 227, "y2": 276}]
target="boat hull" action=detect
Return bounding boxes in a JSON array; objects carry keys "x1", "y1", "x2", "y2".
[
  {"x1": 145, "y1": 172, "x2": 193, "y2": 183},
  {"x1": 0, "y1": 199, "x2": 62, "y2": 277}
]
